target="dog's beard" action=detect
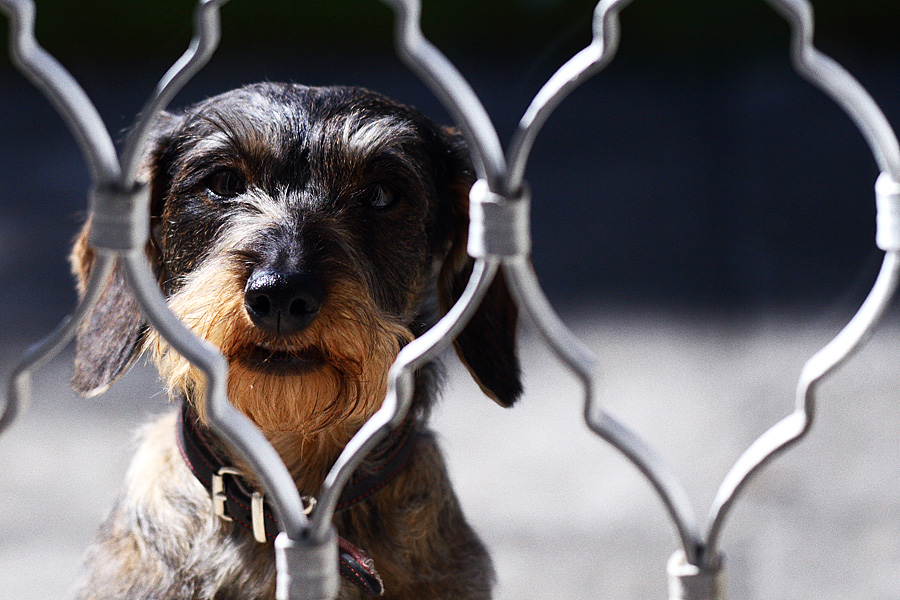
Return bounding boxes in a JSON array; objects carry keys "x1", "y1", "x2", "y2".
[{"x1": 145, "y1": 256, "x2": 413, "y2": 440}]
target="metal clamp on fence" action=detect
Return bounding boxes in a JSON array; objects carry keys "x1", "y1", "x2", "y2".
[
  {"x1": 876, "y1": 172, "x2": 900, "y2": 252},
  {"x1": 467, "y1": 179, "x2": 531, "y2": 260},
  {"x1": 88, "y1": 184, "x2": 151, "y2": 252},
  {"x1": 275, "y1": 531, "x2": 340, "y2": 600},
  {"x1": 667, "y1": 551, "x2": 725, "y2": 600}
]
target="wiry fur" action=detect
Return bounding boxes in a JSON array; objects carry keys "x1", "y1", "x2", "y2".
[{"x1": 70, "y1": 83, "x2": 521, "y2": 599}]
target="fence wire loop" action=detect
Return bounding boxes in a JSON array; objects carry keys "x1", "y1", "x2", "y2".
[
  {"x1": 0, "y1": 0, "x2": 117, "y2": 436},
  {"x1": 381, "y1": 0, "x2": 706, "y2": 569},
  {"x1": 3, "y1": 0, "x2": 900, "y2": 598},
  {"x1": 384, "y1": 0, "x2": 900, "y2": 592},
  {"x1": 700, "y1": 0, "x2": 900, "y2": 567}
]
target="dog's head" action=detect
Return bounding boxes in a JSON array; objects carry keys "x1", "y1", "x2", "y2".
[{"x1": 71, "y1": 83, "x2": 521, "y2": 436}]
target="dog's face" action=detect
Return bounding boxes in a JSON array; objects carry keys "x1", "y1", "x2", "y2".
[{"x1": 71, "y1": 84, "x2": 521, "y2": 438}]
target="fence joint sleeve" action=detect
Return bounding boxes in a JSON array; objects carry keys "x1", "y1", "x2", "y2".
[
  {"x1": 876, "y1": 172, "x2": 900, "y2": 252},
  {"x1": 88, "y1": 183, "x2": 151, "y2": 252},
  {"x1": 667, "y1": 550, "x2": 725, "y2": 600},
  {"x1": 467, "y1": 178, "x2": 531, "y2": 259},
  {"x1": 275, "y1": 529, "x2": 340, "y2": 600}
]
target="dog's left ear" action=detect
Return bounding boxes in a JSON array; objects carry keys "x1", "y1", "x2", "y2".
[
  {"x1": 69, "y1": 112, "x2": 181, "y2": 397},
  {"x1": 435, "y1": 128, "x2": 523, "y2": 407},
  {"x1": 69, "y1": 246, "x2": 145, "y2": 398}
]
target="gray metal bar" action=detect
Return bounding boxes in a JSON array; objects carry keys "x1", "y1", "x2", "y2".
[
  {"x1": 1, "y1": 0, "x2": 311, "y2": 549},
  {"x1": 502, "y1": 257, "x2": 703, "y2": 564},
  {"x1": 379, "y1": 0, "x2": 507, "y2": 190},
  {"x1": 508, "y1": 0, "x2": 632, "y2": 194},
  {"x1": 0, "y1": 254, "x2": 115, "y2": 436},
  {"x1": 311, "y1": 258, "x2": 500, "y2": 541},
  {"x1": 702, "y1": 0, "x2": 900, "y2": 565},
  {"x1": 704, "y1": 250, "x2": 900, "y2": 561},
  {"x1": 0, "y1": 1, "x2": 127, "y2": 438},
  {"x1": 376, "y1": 0, "x2": 702, "y2": 570},
  {"x1": 121, "y1": 252, "x2": 309, "y2": 538},
  {"x1": 0, "y1": 0, "x2": 122, "y2": 437},
  {"x1": 0, "y1": 0, "x2": 119, "y2": 184},
  {"x1": 120, "y1": 0, "x2": 229, "y2": 184}
]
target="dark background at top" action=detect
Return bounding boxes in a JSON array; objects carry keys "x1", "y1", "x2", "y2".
[{"x1": 2, "y1": 0, "x2": 900, "y2": 349}]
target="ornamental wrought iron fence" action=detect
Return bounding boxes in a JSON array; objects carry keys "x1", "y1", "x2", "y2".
[{"x1": 1, "y1": 1, "x2": 899, "y2": 599}]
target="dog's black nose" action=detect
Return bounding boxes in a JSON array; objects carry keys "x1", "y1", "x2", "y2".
[{"x1": 244, "y1": 268, "x2": 322, "y2": 334}]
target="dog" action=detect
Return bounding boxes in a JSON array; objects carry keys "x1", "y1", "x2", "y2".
[{"x1": 68, "y1": 83, "x2": 521, "y2": 600}]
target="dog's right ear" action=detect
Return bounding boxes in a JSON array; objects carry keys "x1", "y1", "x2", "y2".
[
  {"x1": 70, "y1": 112, "x2": 182, "y2": 397},
  {"x1": 434, "y1": 128, "x2": 523, "y2": 408}
]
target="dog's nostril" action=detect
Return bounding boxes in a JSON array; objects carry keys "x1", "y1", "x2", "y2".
[
  {"x1": 248, "y1": 294, "x2": 272, "y2": 317},
  {"x1": 290, "y1": 297, "x2": 312, "y2": 318},
  {"x1": 244, "y1": 268, "x2": 322, "y2": 335}
]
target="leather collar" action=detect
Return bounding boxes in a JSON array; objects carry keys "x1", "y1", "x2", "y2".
[{"x1": 175, "y1": 402, "x2": 419, "y2": 596}]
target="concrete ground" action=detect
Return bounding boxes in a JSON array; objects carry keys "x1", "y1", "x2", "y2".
[{"x1": 2, "y1": 310, "x2": 900, "y2": 600}]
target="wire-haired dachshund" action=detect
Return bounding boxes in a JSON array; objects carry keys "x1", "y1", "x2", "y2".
[{"x1": 69, "y1": 83, "x2": 521, "y2": 600}]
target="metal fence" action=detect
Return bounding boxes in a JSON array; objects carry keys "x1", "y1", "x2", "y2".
[{"x1": 1, "y1": 1, "x2": 899, "y2": 599}]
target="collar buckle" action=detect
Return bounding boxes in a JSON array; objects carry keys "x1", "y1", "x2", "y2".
[
  {"x1": 302, "y1": 495, "x2": 317, "y2": 516},
  {"x1": 251, "y1": 490, "x2": 267, "y2": 543},
  {"x1": 213, "y1": 466, "x2": 268, "y2": 543},
  {"x1": 211, "y1": 466, "x2": 242, "y2": 522},
  {"x1": 211, "y1": 467, "x2": 313, "y2": 543}
]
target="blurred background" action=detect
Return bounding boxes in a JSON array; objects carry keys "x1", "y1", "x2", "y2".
[{"x1": 1, "y1": 1, "x2": 900, "y2": 599}]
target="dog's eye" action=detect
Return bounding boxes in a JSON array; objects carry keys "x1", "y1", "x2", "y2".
[
  {"x1": 204, "y1": 169, "x2": 247, "y2": 198},
  {"x1": 362, "y1": 184, "x2": 396, "y2": 210}
]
